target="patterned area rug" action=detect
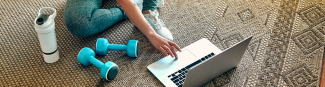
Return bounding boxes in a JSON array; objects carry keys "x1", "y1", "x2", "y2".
[{"x1": 0, "y1": 0, "x2": 324, "y2": 86}]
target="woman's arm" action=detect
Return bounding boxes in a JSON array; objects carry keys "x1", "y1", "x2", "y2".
[{"x1": 116, "y1": 0, "x2": 181, "y2": 58}]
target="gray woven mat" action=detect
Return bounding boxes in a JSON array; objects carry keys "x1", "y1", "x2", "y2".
[{"x1": 1, "y1": 0, "x2": 324, "y2": 86}]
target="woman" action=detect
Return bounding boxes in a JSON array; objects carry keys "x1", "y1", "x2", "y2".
[{"x1": 64, "y1": 0, "x2": 180, "y2": 58}]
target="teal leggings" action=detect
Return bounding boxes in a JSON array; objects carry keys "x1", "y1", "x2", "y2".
[{"x1": 64, "y1": 0, "x2": 158, "y2": 37}]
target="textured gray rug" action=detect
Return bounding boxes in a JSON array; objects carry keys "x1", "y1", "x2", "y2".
[{"x1": 1, "y1": 0, "x2": 325, "y2": 86}]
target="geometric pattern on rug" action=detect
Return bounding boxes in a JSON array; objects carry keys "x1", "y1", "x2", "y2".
[
  {"x1": 257, "y1": 0, "x2": 300, "y2": 86},
  {"x1": 208, "y1": 0, "x2": 325, "y2": 87},
  {"x1": 282, "y1": 64, "x2": 318, "y2": 87}
]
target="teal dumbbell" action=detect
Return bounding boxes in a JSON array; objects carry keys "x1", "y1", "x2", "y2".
[
  {"x1": 78, "y1": 47, "x2": 119, "y2": 80},
  {"x1": 96, "y1": 38, "x2": 140, "y2": 57}
]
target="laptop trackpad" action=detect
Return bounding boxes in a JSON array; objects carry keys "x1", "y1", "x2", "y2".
[
  {"x1": 150, "y1": 49, "x2": 196, "y2": 69},
  {"x1": 147, "y1": 49, "x2": 197, "y2": 78},
  {"x1": 176, "y1": 49, "x2": 197, "y2": 66}
]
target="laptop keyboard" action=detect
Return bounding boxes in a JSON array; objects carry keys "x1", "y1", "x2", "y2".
[{"x1": 167, "y1": 52, "x2": 215, "y2": 87}]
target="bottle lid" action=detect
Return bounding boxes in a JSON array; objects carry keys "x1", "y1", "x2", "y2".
[
  {"x1": 34, "y1": 7, "x2": 57, "y2": 33},
  {"x1": 36, "y1": 14, "x2": 50, "y2": 25}
]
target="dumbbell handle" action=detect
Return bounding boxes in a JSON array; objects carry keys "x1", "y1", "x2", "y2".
[
  {"x1": 107, "y1": 44, "x2": 127, "y2": 51},
  {"x1": 88, "y1": 56, "x2": 104, "y2": 69}
]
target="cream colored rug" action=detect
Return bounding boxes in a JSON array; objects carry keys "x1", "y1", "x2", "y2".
[{"x1": 0, "y1": 0, "x2": 324, "y2": 86}]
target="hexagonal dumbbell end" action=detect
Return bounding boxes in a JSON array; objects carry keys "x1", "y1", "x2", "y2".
[
  {"x1": 100, "y1": 61, "x2": 119, "y2": 80},
  {"x1": 126, "y1": 40, "x2": 140, "y2": 57},
  {"x1": 78, "y1": 47, "x2": 119, "y2": 80},
  {"x1": 78, "y1": 47, "x2": 94, "y2": 66},
  {"x1": 96, "y1": 38, "x2": 109, "y2": 56}
]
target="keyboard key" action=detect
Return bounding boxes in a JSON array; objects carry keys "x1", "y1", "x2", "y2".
[
  {"x1": 172, "y1": 74, "x2": 175, "y2": 77},
  {"x1": 201, "y1": 57, "x2": 206, "y2": 61},
  {"x1": 181, "y1": 68, "x2": 186, "y2": 71},
  {"x1": 193, "y1": 60, "x2": 202, "y2": 65},
  {"x1": 171, "y1": 76, "x2": 178, "y2": 81},
  {"x1": 178, "y1": 84, "x2": 183, "y2": 87},
  {"x1": 178, "y1": 70, "x2": 182, "y2": 73},
  {"x1": 185, "y1": 60, "x2": 202, "y2": 69},
  {"x1": 205, "y1": 56, "x2": 209, "y2": 59},
  {"x1": 168, "y1": 75, "x2": 171, "y2": 78},
  {"x1": 176, "y1": 83, "x2": 180, "y2": 86},
  {"x1": 175, "y1": 72, "x2": 180, "y2": 76},
  {"x1": 181, "y1": 71, "x2": 186, "y2": 74},
  {"x1": 211, "y1": 53, "x2": 215, "y2": 56},
  {"x1": 179, "y1": 77, "x2": 183, "y2": 80},
  {"x1": 173, "y1": 79, "x2": 180, "y2": 83},
  {"x1": 208, "y1": 54, "x2": 211, "y2": 57},
  {"x1": 185, "y1": 65, "x2": 190, "y2": 69},
  {"x1": 182, "y1": 75, "x2": 186, "y2": 78}
]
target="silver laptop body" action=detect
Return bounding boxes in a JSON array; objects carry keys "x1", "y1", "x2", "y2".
[{"x1": 147, "y1": 36, "x2": 253, "y2": 87}]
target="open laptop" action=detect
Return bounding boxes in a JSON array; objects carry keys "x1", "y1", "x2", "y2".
[{"x1": 147, "y1": 36, "x2": 253, "y2": 87}]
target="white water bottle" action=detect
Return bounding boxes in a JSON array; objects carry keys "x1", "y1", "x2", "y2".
[{"x1": 34, "y1": 7, "x2": 59, "y2": 63}]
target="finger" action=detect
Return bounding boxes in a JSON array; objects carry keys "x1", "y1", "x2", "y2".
[
  {"x1": 162, "y1": 45, "x2": 174, "y2": 58},
  {"x1": 169, "y1": 41, "x2": 181, "y2": 52},
  {"x1": 166, "y1": 42, "x2": 178, "y2": 58},
  {"x1": 158, "y1": 46, "x2": 168, "y2": 56}
]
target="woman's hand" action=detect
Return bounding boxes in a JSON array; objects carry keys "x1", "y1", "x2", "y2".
[
  {"x1": 147, "y1": 33, "x2": 181, "y2": 58},
  {"x1": 116, "y1": 0, "x2": 181, "y2": 58}
]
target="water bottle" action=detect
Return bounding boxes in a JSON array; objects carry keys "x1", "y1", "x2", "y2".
[{"x1": 34, "y1": 7, "x2": 59, "y2": 63}]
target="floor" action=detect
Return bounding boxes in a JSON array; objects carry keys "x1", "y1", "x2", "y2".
[
  {"x1": 321, "y1": 47, "x2": 325, "y2": 87},
  {"x1": 316, "y1": 0, "x2": 325, "y2": 85},
  {"x1": 1, "y1": 0, "x2": 325, "y2": 86}
]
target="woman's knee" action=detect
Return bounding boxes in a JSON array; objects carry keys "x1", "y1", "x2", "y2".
[
  {"x1": 63, "y1": 0, "x2": 127, "y2": 37},
  {"x1": 64, "y1": 0, "x2": 105, "y2": 37}
]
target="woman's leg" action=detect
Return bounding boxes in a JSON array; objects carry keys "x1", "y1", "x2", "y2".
[
  {"x1": 141, "y1": 0, "x2": 173, "y2": 41},
  {"x1": 142, "y1": 0, "x2": 158, "y2": 11},
  {"x1": 64, "y1": 0, "x2": 128, "y2": 37}
]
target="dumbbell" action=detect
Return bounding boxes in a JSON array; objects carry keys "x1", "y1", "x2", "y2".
[
  {"x1": 96, "y1": 38, "x2": 140, "y2": 57},
  {"x1": 78, "y1": 47, "x2": 119, "y2": 80}
]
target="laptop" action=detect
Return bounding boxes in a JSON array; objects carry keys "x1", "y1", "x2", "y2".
[{"x1": 147, "y1": 36, "x2": 253, "y2": 87}]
